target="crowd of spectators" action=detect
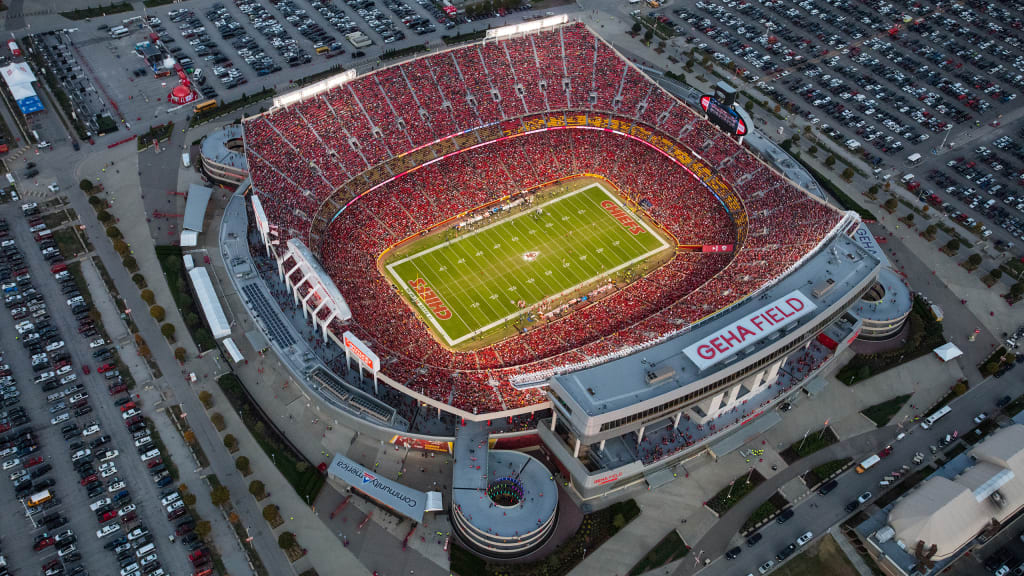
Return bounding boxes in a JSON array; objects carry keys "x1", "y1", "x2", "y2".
[{"x1": 241, "y1": 22, "x2": 844, "y2": 415}]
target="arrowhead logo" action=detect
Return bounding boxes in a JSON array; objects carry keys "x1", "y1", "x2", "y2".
[{"x1": 362, "y1": 472, "x2": 376, "y2": 484}]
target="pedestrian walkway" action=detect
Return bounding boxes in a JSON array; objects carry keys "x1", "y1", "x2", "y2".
[{"x1": 828, "y1": 525, "x2": 874, "y2": 576}]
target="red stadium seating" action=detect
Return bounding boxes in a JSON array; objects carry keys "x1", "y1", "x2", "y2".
[{"x1": 242, "y1": 23, "x2": 843, "y2": 414}]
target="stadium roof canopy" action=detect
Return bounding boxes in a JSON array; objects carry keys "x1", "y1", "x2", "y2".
[
  {"x1": 188, "y1": 267, "x2": 231, "y2": 339},
  {"x1": 183, "y1": 184, "x2": 213, "y2": 232}
]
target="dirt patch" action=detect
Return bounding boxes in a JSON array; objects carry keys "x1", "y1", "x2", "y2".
[{"x1": 772, "y1": 534, "x2": 860, "y2": 576}]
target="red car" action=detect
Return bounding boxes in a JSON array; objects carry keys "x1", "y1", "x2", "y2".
[
  {"x1": 108, "y1": 385, "x2": 126, "y2": 396},
  {"x1": 124, "y1": 416, "x2": 142, "y2": 427},
  {"x1": 120, "y1": 511, "x2": 137, "y2": 524},
  {"x1": 34, "y1": 537, "x2": 55, "y2": 551},
  {"x1": 54, "y1": 360, "x2": 72, "y2": 370},
  {"x1": 878, "y1": 445, "x2": 894, "y2": 458},
  {"x1": 97, "y1": 364, "x2": 114, "y2": 374},
  {"x1": 119, "y1": 402, "x2": 137, "y2": 413},
  {"x1": 82, "y1": 365, "x2": 91, "y2": 375},
  {"x1": 80, "y1": 474, "x2": 98, "y2": 486},
  {"x1": 189, "y1": 549, "x2": 206, "y2": 563},
  {"x1": 22, "y1": 456, "x2": 43, "y2": 468},
  {"x1": 146, "y1": 458, "x2": 163, "y2": 469},
  {"x1": 100, "y1": 510, "x2": 118, "y2": 522}
]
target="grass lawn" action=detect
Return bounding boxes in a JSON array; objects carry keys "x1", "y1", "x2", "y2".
[
  {"x1": 781, "y1": 427, "x2": 838, "y2": 463},
  {"x1": 155, "y1": 245, "x2": 217, "y2": 351},
  {"x1": 861, "y1": 394, "x2": 912, "y2": 427},
  {"x1": 628, "y1": 529, "x2": 688, "y2": 575},
  {"x1": 383, "y1": 182, "x2": 670, "y2": 348},
  {"x1": 802, "y1": 458, "x2": 852, "y2": 488},
  {"x1": 706, "y1": 469, "x2": 766, "y2": 515},
  {"x1": 771, "y1": 534, "x2": 859, "y2": 576},
  {"x1": 742, "y1": 491, "x2": 790, "y2": 532}
]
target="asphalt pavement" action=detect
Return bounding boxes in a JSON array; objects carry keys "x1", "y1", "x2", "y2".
[{"x1": 674, "y1": 371, "x2": 1024, "y2": 576}]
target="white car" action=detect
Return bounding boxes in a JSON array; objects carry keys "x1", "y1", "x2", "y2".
[
  {"x1": 82, "y1": 424, "x2": 101, "y2": 437},
  {"x1": 140, "y1": 449, "x2": 160, "y2": 462},
  {"x1": 107, "y1": 481, "x2": 127, "y2": 493},
  {"x1": 122, "y1": 408, "x2": 140, "y2": 420},
  {"x1": 140, "y1": 553, "x2": 158, "y2": 567},
  {"x1": 120, "y1": 563, "x2": 139, "y2": 576},
  {"x1": 97, "y1": 523, "x2": 121, "y2": 539},
  {"x1": 89, "y1": 497, "x2": 111, "y2": 511},
  {"x1": 119, "y1": 503, "x2": 136, "y2": 516},
  {"x1": 974, "y1": 413, "x2": 988, "y2": 424},
  {"x1": 759, "y1": 560, "x2": 775, "y2": 574},
  {"x1": 9, "y1": 469, "x2": 28, "y2": 481},
  {"x1": 101, "y1": 466, "x2": 118, "y2": 478},
  {"x1": 47, "y1": 183, "x2": 60, "y2": 193},
  {"x1": 100, "y1": 450, "x2": 119, "y2": 462},
  {"x1": 2, "y1": 458, "x2": 19, "y2": 470},
  {"x1": 69, "y1": 392, "x2": 88, "y2": 403},
  {"x1": 71, "y1": 448, "x2": 91, "y2": 462},
  {"x1": 57, "y1": 544, "x2": 76, "y2": 558},
  {"x1": 126, "y1": 527, "x2": 148, "y2": 541},
  {"x1": 796, "y1": 531, "x2": 813, "y2": 546},
  {"x1": 55, "y1": 365, "x2": 73, "y2": 376},
  {"x1": 99, "y1": 461, "x2": 116, "y2": 473},
  {"x1": 165, "y1": 500, "x2": 184, "y2": 514},
  {"x1": 59, "y1": 374, "x2": 78, "y2": 385},
  {"x1": 50, "y1": 413, "x2": 70, "y2": 426},
  {"x1": 160, "y1": 493, "x2": 180, "y2": 507},
  {"x1": 89, "y1": 339, "x2": 106, "y2": 349},
  {"x1": 45, "y1": 340, "x2": 65, "y2": 352}
]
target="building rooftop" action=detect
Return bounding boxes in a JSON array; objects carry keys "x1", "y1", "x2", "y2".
[
  {"x1": 202, "y1": 124, "x2": 248, "y2": 170},
  {"x1": 551, "y1": 230, "x2": 880, "y2": 417}
]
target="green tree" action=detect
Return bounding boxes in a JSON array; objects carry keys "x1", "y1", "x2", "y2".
[
  {"x1": 79, "y1": 179, "x2": 93, "y2": 192},
  {"x1": 791, "y1": 133, "x2": 800, "y2": 145},
  {"x1": 224, "y1": 434, "x2": 238, "y2": 451},
  {"x1": 904, "y1": 213, "x2": 915, "y2": 224},
  {"x1": 278, "y1": 532, "x2": 297, "y2": 550},
  {"x1": 968, "y1": 254, "x2": 983, "y2": 267},
  {"x1": 868, "y1": 184, "x2": 880, "y2": 196},
  {"x1": 194, "y1": 521, "x2": 211, "y2": 540},
  {"x1": 1011, "y1": 282, "x2": 1024, "y2": 298},
  {"x1": 174, "y1": 347, "x2": 187, "y2": 363},
  {"x1": 122, "y1": 256, "x2": 137, "y2": 271},
  {"x1": 945, "y1": 238, "x2": 960, "y2": 253},
  {"x1": 841, "y1": 167, "x2": 854, "y2": 180},
  {"x1": 161, "y1": 323, "x2": 176, "y2": 341},
  {"x1": 631, "y1": 22, "x2": 642, "y2": 33},
  {"x1": 149, "y1": 305, "x2": 165, "y2": 322},
  {"x1": 210, "y1": 485, "x2": 230, "y2": 507},
  {"x1": 249, "y1": 480, "x2": 266, "y2": 499},
  {"x1": 131, "y1": 273, "x2": 146, "y2": 288},
  {"x1": 113, "y1": 239, "x2": 129, "y2": 257},
  {"x1": 824, "y1": 155, "x2": 836, "y2": 168},
  {"x1": 295, "y1": 461, "x2": 309, "y2": 473},
  {"x1": 744, "y1": 100, "x2": 754, "y2": 112},
  {"x1": 991, "y1": 268, "x2": 1003, "y2": 280},
  {"x1": 644, "y1": 29, "x2": 654, "y2": 43},
  {"x1": 182, "y1": 492, "x2": 197, "y2": 507},
  {"x1": 88, "y1": 196, "x2": 102, "y2": 207},
  {"x1": 140, "y1": 289, "x2": 155, "y2": 305},
  {"x1": 210, "y1": 412, "x2": 225, "y2": 431},
  {"x1": 199, "y1": 390, "x2": 213, "y2": 408},
  {"x1": 884, "y1": 198, "x2": 898, "y2": 212},
  {"x1": 926, "y1": 224, "x2": 938, "y2": 237},
  {"x1": 97, "y1": 210, "x2": 112, "y2": 223},
  {"x1": 263, "y1": 505, "x2": 279, "y2": 523},
  {"x1": 106, "y1": 226, "x2": 122, "y2": 239},
  {"x1": 808, "y1": 145, "x2": 818, "y2": 156},
  {"x1": 236, "y1": 456, "x2": 251, "y2": 475}
]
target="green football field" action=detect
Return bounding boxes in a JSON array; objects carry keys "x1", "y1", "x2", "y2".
[{"x1": 384, "y1": 183, "x2": 671, "y2": 347}]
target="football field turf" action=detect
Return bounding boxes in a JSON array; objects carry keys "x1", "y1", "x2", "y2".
[{"x1": 384, "y1": 183, "x2": 671, "y2": 347}]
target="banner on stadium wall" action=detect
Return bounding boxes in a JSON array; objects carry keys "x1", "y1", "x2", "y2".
[
  {"x1": 343, "y1": 331, "x2": 380, "y2": 373},
  {"x1": 682, "y1": 290, "x2": 817, "y2": 370},
  {"x1": 701, "y1": 244, "x2": 734, "y2": 253},
  {"x1": 390, "y1": 435, "x2": 452, "y2": 453}
]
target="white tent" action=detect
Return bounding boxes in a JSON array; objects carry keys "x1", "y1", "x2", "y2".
[
  {"x1": 222, "y1": 337, "x2": 244, "y2": 363},
  {"x1": 188, "y1": 267, "x2": 231, "y2": 339},
  {"x1": 934, "y1": 342, "x2": 963, "y2": 362}
]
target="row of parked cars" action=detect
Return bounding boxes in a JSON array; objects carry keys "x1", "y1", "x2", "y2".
[{"x1": 143, "y1": 15, "x2": 219, "y2": 102}]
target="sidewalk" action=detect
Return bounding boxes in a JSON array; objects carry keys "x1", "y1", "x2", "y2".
[
  {"x1": 188, "y1": 375, "x2": 367, "y2": 576},
  {"x1": 147, "y1": 403, "x2": 255, "y2": 576}
]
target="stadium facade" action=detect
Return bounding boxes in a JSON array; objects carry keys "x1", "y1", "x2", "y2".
[{"x1": 233, "y1": 17, "x2": 885, "y2": 550}]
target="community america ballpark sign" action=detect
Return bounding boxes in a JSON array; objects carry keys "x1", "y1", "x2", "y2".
[{"x1": 683, "y1": 290, "x2": 817, "y2": 370}]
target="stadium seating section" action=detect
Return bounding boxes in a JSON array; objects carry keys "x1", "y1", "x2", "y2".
[{"x1": 244, "y1": 23, "x2": 843, "y2": 414}]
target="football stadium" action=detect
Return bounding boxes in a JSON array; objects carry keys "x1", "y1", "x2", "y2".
[{"x1": 236, "y1": 17, "x2": 884, "y2": 555}]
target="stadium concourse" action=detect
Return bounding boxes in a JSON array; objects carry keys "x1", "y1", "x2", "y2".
[{"x1": 241, "y1": 21, "x2": 844, "y2": 419}]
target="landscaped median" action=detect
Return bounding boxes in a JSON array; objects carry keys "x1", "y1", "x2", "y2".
[
  {"x1": 741, "y1": 491, "x2": 790, "y2": 533},
  {"x1": 450, "y1": 500, "x2": 640, "y2": 576},
  {"x1": 704, "y1": 469, "x2": 766, "y2": 517},
  {"x1": 780, "y1": 427, "x2": 838, "y2": 463},
  {"x1": 627, "y1": 529, "x2": 689, "y2": 576},
  {"x1": 861, "y1": 395, "x2": 912, "y2": 427}
]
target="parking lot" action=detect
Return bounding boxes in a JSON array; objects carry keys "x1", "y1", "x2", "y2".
[
  {"x1": 661, "y1": 0, "x2": 1024, "y2": 248},
  {"x1": 0, "y1": 201, "x2": 195, "y2": 576}
]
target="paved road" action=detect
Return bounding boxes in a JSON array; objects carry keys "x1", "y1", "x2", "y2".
[{"x1": 673, "y1": 371, "x2": 1024, "y2": 576}]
